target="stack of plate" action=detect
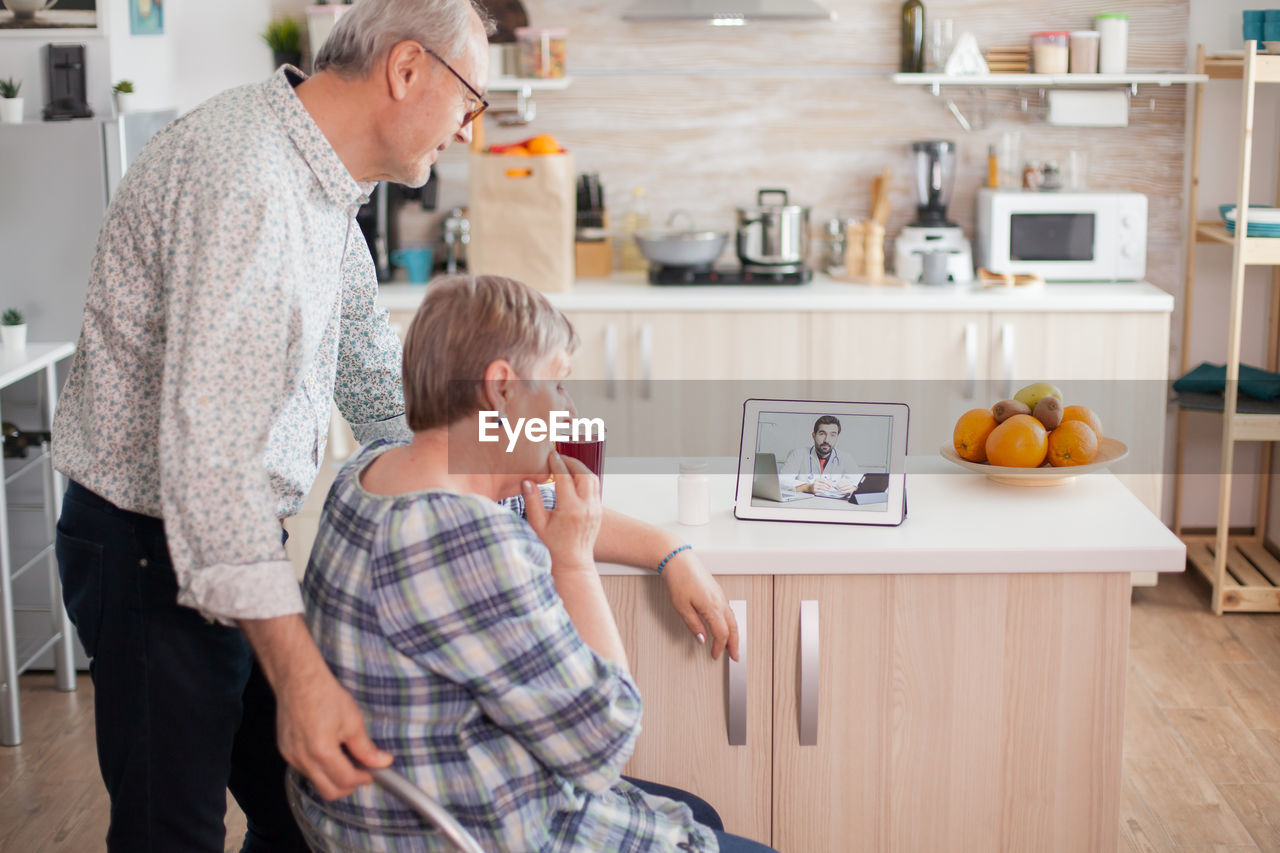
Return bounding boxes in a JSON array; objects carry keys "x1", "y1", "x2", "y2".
[
  {"x1": 985, "y1": 45, "x2": 1030, "y2": 73},
  {"x1": 1222, "y1": 204, "x2": 1280, "y2": 237}
]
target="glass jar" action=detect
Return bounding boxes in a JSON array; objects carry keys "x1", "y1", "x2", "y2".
[
  {"x1": 515, "y1": 27, "x2": 568, "y2": 78},
  {"x1": 1032, "y1": 32, "x2": 1069, "y2": 74}
]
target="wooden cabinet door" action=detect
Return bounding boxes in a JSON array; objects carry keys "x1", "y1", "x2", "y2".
[
  {"x1": 560, "y1": 312, "x2": 633, "y2": 456},
  {"x1": 771, "y1": 573, "x2": 1128, "y2": 853},
  {"x1": 809, "y1": 313, "x2": 990, "y2": 456},
  {"x1": 627, "y1": 312, "x2": 810, "y2": 459},
  {"x1": 600, "y1": 574, "x2": 773, "y2": 843},
  {"x1": 988, "y1": 311, "x2": 1170, "y2": 515}
]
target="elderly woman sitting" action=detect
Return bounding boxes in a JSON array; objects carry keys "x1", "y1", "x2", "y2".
[{"x1": 289, "y1": 275, "x2": 776, "y2": 852}]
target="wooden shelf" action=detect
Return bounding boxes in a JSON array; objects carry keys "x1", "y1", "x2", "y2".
[
  {"x1": 1174, "y1": 43, "x2": 1280, "y2": 614},
  {"x1": 1184, "y1": 537, "x2": 1280, "y2": 612},
  {"x1": 1172, "y1": 391, "x2": 1280, "y2": 415},
  {"x1": 1205, "y1": 53, "x2": 1280, "y2": 83},
  {"x1": 1192, "y1": 221, "x2": 1280, "y2": 264},
  {"x1": 1232, "y1": 412, "x2": 1280, "y2": 441},
  {"x1": 1195, "y1": 221, "x2": 1233, "y2": 244}
]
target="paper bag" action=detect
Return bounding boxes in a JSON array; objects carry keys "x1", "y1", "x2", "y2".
[{"x1": 468, "y1": 152, "x2": 576, "y2": 292}]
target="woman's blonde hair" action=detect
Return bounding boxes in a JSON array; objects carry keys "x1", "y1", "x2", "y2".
[{"x1": 402, "y1": 275, "x2": 578, "y2": 431}]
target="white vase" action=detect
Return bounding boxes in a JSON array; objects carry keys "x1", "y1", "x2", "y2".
[
  {"x1": 2, "y1": 324, "x2": 26, "y2": 359},
  {"x1": 0, "y1": 98, "x2": 23, "y2": 124},
  {"x1": 113, "y1": 92, "x2": 133, "y2": 115}
]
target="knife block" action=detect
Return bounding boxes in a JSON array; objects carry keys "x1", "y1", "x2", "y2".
[{"x1": 575, "y1": 238, "x2": 613, "y2": 278}]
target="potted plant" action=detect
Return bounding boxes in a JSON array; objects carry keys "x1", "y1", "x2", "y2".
[
  {"x1": 2, "y1": 309, "x2": 26, "y2": 358},
  {"x1": 0, "y1": 78, "x2": 23, "y2": 124},
  {"x1": 262, "y1": 17, "x2": 303, "y2": 70},
  {"x1": 112, "y1": 80, "x2": 135, "y2": 115}
]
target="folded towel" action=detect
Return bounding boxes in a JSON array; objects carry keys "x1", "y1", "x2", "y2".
[{"x1": 1173, "y1": 362, "x2": 1280, "y2": 400}]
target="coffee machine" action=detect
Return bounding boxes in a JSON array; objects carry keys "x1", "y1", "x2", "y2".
[
  {"x1": 894, "y1": 140, "x2": 974, "y2": 284},
  {"x1": 356, "y1": 171, "x2": 439, "y2": 281}
]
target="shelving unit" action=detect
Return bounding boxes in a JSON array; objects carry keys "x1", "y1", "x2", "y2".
[
  {"x1": 1173, "y1": 44, "x2": 1280, "y2": 613},
  {"x1": 892, "y1": 70, "x2": 1205, "y2": 130},
  {"x1": 0, "y1": 342, "x2": 76, "y2": 745},
  {"x1": 892, "y1": 71, "x2": 1206, "y2": 96}
]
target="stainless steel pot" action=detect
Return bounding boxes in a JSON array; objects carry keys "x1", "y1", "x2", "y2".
[{"x1": 735, "y1": 189, "x2": 810, "y2": 271}]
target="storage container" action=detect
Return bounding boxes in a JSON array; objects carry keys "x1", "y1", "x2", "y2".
[
  {"x1": 1032, "y1": 32, "x2": 1069, "y2": 74},
  {"x1": 1095, "y1": 14, "x2": 1128, "y2": 73},
  {"x1": 1069, "y1": 30, "x2": 1099, "y2": 73},
  {"x1": 515, "y1": 27, "x2": 568, "y2": 78}
]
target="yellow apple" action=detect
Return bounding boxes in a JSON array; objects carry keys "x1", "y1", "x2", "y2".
[{"x1": 1013, "y1": 382, "x2": 1063, "y2": 411}]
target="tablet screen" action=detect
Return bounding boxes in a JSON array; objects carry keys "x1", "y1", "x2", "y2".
[
  {"x1": 750, "y1": 410, "x2": 893, "y2": 512},
  {"x1": 735, "y1": 399, "x2": 907, "y2": 527}
]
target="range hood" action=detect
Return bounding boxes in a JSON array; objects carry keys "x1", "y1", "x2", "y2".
[{"x1": 622, "y1": 0, "x2": 835, "y2": 23}]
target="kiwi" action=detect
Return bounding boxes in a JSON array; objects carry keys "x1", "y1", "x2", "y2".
[
  {"x1": 991, "y1": 399, "x2": 1030, "y2": 423},
  {"x1": 1033, "y1": 396, "x2": 1063, "y2": 430}
]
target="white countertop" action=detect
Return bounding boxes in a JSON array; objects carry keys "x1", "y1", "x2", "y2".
[
  {"x1": 377, "y1": 275, "x2": 1175, "y2": 314},
  {"x1": 595, "y1": 456, "x2": 1184, "y2": 577}
]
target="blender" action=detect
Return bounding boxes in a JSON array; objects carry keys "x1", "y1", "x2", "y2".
[{"x1": 894, "y1": 140, "x2": 974, "y2": 284}]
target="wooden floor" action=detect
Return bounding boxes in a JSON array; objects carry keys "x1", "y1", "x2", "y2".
[{"x1": 0, "y1": 569, "x2": 1277, "y2": 852}]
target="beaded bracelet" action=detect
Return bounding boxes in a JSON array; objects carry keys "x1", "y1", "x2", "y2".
[{"x1": 657, "y1": 544, "x2": 692, "y2": 575}]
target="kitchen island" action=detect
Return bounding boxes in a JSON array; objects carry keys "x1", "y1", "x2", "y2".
[
  {"x1": 593, "y1": 456, "x2": 1184, "y2": 852},
  {"x1": 377, "y1": 274, "x2": 1175, "y2": 583}
]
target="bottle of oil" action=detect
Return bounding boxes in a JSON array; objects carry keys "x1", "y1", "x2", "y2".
[
  {"x1": 900, "y1": 0, "x2": 925, "y2": 73},
  {"x1": 619, "y1": 187, "x2": 651, "y2": 273}
]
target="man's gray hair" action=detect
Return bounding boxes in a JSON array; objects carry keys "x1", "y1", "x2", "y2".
[{"x1": 314, "y1": 0, "x2": 495, "y2": 77}]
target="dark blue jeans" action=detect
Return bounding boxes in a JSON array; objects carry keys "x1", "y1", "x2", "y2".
[
  {"x1": 56, "y1": 481, "x2": 306, "y2": 853},
  {"x1": 623, "y1": 776, "x2": 777, "y2": 851}
]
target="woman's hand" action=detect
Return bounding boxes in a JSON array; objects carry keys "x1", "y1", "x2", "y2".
[
  {"x1": 523, "y1": 451, "x2": 602, "y2": 573},
  {"x1": 662, "y1": 550, "x2": 740, "y2": 662}
]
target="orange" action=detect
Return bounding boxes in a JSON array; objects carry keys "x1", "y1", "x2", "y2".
[
  {"x1": 525, "y1": 134, "x2": 561, "y2": 155},
  {"x1": 985, "y1": 414, "x2": 1048, "y2": 468},
  {"x1": 1047, "y1": 421, "x2": 1099, "y2": 467},
  {"x1": 1061, "y1": 405, "x2": 1103, "y2": 440},
  {"x1": 953, "y1": 408, "x2": 998, "y2": 462},
  {"x1": 502, "y1": 146, "x2": 531, "y2": 157}
]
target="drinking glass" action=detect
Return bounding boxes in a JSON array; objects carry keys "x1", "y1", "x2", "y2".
[
  {"x1": 927, "y1": 18, "x2": 955, "y2": 72},
  {"x1": 1067, "y1": 149, "x2": 1090, "y2": 191},
  {"x1": 555, "y1": 433, "x2": 607, "y2": 492},
  {"x1": 998, "y1": 131, "x2": 1022, "y2": 190}
]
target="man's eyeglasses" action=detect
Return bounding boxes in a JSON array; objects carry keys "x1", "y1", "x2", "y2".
[{"x1": 423, "y1": 45, "x2": 488, "y2": 128}]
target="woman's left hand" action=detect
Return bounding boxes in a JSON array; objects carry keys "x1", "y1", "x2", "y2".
[{"x1": 662, "y1": 551, "x2": 740, "y2": 662}]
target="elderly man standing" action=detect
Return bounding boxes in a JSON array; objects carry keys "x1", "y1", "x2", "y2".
[{"x1": 51, "y1": 1, "x2": 494, "y2": 849}]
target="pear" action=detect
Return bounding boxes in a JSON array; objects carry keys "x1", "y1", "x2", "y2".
[
  {"x1": 1033, "y1": 396, "x2": 1063, "y2": 430},
  {"x1": 991, "y1": 399, "x2": 1031, "y2": 423},
  {"x1": 1014, "y1": 381, "x2": 1063, "y2": 411}
]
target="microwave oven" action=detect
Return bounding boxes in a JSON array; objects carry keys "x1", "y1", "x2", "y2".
[{"x1": 976, "y1": 189, "x2": 1147, "y2": 281}]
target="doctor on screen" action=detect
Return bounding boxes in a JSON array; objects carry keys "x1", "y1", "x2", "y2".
[{"x1": 779, "y1": 415, "x2": 863, "y2": 496}]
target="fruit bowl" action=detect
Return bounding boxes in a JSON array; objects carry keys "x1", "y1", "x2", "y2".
[{"x1": 938, "y1": 437, "x2": 1129, "y2": 486}]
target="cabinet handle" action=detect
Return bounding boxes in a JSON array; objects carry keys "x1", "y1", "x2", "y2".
[
  {"x1": 603, "y1": 323, "x2": 618, "y2": 400},
  {"x1": 1001, "y1": 322, "x2": 1016, "y2": 398},
  {"x1": 963, "y1": 322, "x2": 977, "y2": 400},
  {"x1": 727, "y1": 599, "x2": 747, "y2": 746},
  {"x1": 639, "y1": 323, "x2": 653, "y2": 400},
  {"x1": 799, "y1": 599, "x2": 819, "y2": 746}
]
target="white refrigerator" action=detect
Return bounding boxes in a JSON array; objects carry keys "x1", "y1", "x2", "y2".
[{"x1": 0, "y1": 111, "x2": 176, "y2": 670}]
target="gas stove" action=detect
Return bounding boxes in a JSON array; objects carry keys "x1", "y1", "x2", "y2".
[{"x1": 648, "y1": 264, "x2": 813, "y2": 286}]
